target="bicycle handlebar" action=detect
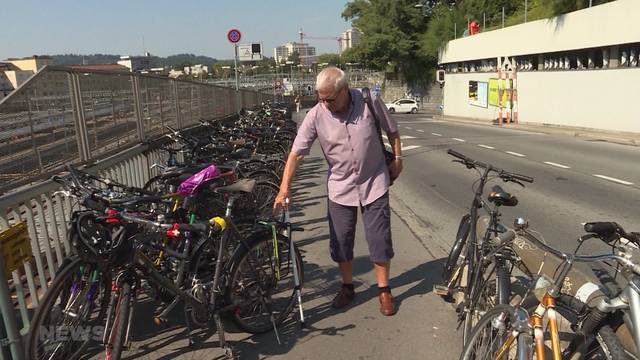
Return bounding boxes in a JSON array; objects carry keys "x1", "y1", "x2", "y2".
[{"x1": 447, "y1": 149, "x2": 534, "y2": 184}]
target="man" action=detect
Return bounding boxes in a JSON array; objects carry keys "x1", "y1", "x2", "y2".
[{"x1": 273, "y1": 67, "x2": 403, "y2": 316}]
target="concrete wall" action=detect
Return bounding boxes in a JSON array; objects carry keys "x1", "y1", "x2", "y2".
[
  {"x1": 440, "y1": 0, "x2": 640, "y2": 63},
  {"x1": 443, "y1": 67, "x2": 640, "y2": 133}
]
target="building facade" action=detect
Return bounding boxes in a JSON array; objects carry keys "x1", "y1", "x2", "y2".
[
  {"x1": 117, "y1": 54, "x2": 153, "y2": 72},
  {"x1": 273, "y1": 42, "x2": 316, "y2": 64},
  {"x1": 438, "y1": 0, "x2": 640, "y2": 133},
  {"x1": 340, "y1": 29, "x2": 361, "y2": 53}
]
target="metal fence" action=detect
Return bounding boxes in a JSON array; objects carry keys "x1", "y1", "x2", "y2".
[{"x1": 0, "y1": 66, "x2": 272, "y2": 359}]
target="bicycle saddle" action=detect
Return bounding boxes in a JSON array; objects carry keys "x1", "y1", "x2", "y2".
[
  {"x1": 488, "y1": 185, "x2": 518, "y2": 207},
  {"x1": 227, "y1": 148, "x2": 252, "y2": 160},
  {"x1": 215, "y1": 178, "x2": 256, "y2": 194}
]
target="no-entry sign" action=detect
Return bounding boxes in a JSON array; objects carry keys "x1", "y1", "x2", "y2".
[{"x1": 227, "y1": 29, "x2": 242, "y2": 43}]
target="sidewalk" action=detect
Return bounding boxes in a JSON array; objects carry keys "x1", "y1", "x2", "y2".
[
  {"x1": 115, "y1": 110, "x2": 461, "y2": 359},
  {"x1": 431, "y1": 112, "x2": 640, "y2": 147}
]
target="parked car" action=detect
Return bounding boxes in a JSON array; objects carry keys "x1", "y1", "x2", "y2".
[{"x1": 385, "y1": 99, "x2": 419, "y2": 114}]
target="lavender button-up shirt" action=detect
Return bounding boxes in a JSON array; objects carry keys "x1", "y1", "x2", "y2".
[{"x1": 291, "y1": 89, "x2": 398, "y2": 206}]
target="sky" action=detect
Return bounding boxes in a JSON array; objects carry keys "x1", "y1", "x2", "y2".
[{"x1": 1, "y1": 0, "x2": 352, "y2": 61}]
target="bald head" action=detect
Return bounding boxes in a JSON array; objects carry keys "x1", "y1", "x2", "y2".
[{"x1": 315, "y1": 67, "x2": 348, "y2": 93}]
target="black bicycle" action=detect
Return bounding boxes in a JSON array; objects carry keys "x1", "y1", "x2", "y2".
[{"x1": 436, "y1": 149, "x2": 534, "y2": 344}]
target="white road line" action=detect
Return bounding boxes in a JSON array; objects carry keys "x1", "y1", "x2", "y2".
[
  {"x1": 452, "y1": 138, "x2": 465, "y2": 142},
  {"x1": 505, "y1": 151, "x2": 526, "y2": 157},
  {"x1": 405, "y1": 126, "x2": 413, "y2": 130},
  {"x1": 593, "y1": 174, "x2": 634, "y2": 186},
  {"x1": 400, "y1": 135, "x2": 416, "y2": 139},
  {"x1": 416, "y1": 129, "x2": 425, "y2": 133},
  {"x1": 432, "y1": 133, "x2": 442, "y2": 136},
  {"x1": 477, "y1": 144, "x2": 495, "y2": 149},
  {"x1": 402, "y1": 145, "x2": 421, "y2": 151},
  {"x1": 544, "y1": 161, "x2": 571, "y2": 169}
]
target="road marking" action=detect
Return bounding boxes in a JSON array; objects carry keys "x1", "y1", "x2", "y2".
[
  {"x1": 452, "y1": 138, "x2": 465, "y2": 142},
  {"x1": 432, "y1": 133, "x2": 442, "y2": 136},
  {"x1": 478, "y1": 144, "x2": 495, "y2": 149},
  {"x1": 544, "y1": 161, "x2": 571, "y2": 169},
  {"x1": 593, "y1": 174, "x2": 634, "y2": 186},
  {"x1": 416, "y1": 129, "x2": 424, "y2": 133},
  {"x1": 505, "y1": 151, "x2": 526, "y2": 157},
  {"x1": 384, "y1": 135, "x2": 416, "y2": 140},
  {"x1": 403, "y1": 145, "x2": 421, "y2": 151},
  {"x1": 405, "y1": 126, "x2": 413, "y2": 130}
]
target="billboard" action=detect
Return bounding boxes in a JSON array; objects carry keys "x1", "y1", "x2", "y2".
[
  {"x1": 488, "y1": 78, "x2": 510, "y2": 107},
  {"x1": 468, "y1": 81, "x2": 488, "y2": 108}
]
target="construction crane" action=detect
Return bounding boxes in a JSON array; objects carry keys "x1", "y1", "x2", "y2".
[{"x1": 298, "y1": 28, "x2": 343, "y2": 65}]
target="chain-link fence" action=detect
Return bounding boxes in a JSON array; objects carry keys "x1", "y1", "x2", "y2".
[{"x1": 0, "y1": 66, "x2": 272, "y2": 193}]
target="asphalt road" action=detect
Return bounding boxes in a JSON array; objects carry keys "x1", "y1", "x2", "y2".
[{"x1": 389, "y1": 111, "x2": 640, "y2": 257}]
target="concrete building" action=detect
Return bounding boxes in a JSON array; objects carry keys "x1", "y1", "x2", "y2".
[
  {"x1": 117, "y1": 53, "x2": 153, "y2": 72},
  {"x1": 183, "y1": 64, "x2": 209, "y2": 77},
  {"x1": 340, "y1": 29, "x2": 361, "y2": 53},
  {"x1": 273, "y1": 42, "x2": 316, "y2": 64},
  {"x1": 5, "y1": 55, "x2": 52, "y2": 73},
  {"x1": 438, "y1": 0, "x2": 640, "y2": 133}
]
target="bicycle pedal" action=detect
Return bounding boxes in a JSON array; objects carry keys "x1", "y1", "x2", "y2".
[{"x1": 433, "y1": 284, "x2": 451, "y2": 296}]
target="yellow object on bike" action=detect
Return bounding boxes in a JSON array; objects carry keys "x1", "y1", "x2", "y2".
[{"x1": 209, "y1": 216, "x2": 227, "y2": 231}]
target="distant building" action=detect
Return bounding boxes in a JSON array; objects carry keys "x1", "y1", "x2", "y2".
[
  {"x1": 183, "y1": 64, "x2": 209, "y2": 77},
  {"x1": 66, "y1": 64, "x2": 129, "y2": 72},
  {"x1": 5, "y1": 55, "x2": 53, "y2": 72},
  {"x1": 273, "y1": 42, "x2": 316, "y2": 64},
  {"x1": 340, "y1": 29, "x2": 361, "y2": 53},
  {"x1": 117, "y1": 53, "x2": 153, "y2": 72}
]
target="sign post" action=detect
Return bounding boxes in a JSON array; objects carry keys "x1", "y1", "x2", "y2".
[{"x1": 227, "y1": 29, "x2": 242, "y2": 111}]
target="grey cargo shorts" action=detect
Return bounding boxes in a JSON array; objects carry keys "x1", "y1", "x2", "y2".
[{"x1": 328, "y1": 192, "x2": 394, "y2": 263}]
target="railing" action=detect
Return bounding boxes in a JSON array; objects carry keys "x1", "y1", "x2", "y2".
[{"x1": 0, "y1": 65, "x2": 273, "y2": 359}]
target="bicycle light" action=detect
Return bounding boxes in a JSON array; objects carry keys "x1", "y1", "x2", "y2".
[
  {"x1": 534, "y1": 275, "x2": 554, "y2": 302},
  {"x1": 514, "y1": 217, "x2": 529, "y2": 230}
]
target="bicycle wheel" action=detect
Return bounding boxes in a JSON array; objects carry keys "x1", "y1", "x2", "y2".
[
  {"x1": 442, "y1": 214, "x2": 471, "y2": 285},
  {"x1": 460, "y1": 305, "x2": 520, "y2": 360},
  {"x1": 104, "y1": 281, "x2": 133, "y2": 360},
  {"x1": 226, "y1": 233, "x2": 303, "y2": 334},
  {"x1": 27, "y1": 257, "x2": 110, "y2": 360}
]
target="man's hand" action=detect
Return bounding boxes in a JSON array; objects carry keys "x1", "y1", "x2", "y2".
[
  {"x1": 273, "y1": 189, "x2": 290, "y2": 215},
  {"x1": 389, "y1": 159, "x2": 403, "y2": 181}
]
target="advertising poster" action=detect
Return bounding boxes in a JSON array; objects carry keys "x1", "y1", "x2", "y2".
[
  {"x1": 468, "y1": 81, "x2": 488, "y2": 108},
  {"x1": 488, "y1": 78, "x2": 510, "y2": 107}
]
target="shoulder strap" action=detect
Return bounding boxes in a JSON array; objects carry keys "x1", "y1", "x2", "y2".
[{"x1": 361, "y1": 87, "x2": 386, "y2": 150}]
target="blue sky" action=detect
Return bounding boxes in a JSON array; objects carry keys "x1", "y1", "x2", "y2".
[{"x1": 2, "y1": 0, "x2": 352, "y2": 60}]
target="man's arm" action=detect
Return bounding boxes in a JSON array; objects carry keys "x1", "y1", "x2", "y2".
[
  {"x1": 274, "y1": 151, "x2": 304, "y2": 211},
  {"x1": 386, "y1": 131, "x2": 403, "y2": 181}
]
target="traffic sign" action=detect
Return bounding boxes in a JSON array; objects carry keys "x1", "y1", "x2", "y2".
[
  {"x1": 227, "y1": 29, "x2": 242, "y2": 43},
  {"x1": 238, "y1": 43, "x2": 263, "y2": 61}
]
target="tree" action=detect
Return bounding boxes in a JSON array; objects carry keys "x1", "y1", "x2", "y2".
[{"x1": 317, "y1": 53, "x2": 341, "y2": 65}]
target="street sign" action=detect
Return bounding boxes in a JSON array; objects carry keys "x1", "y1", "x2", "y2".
[
  {"x1": 227, "y1": 29, "x2": 242, "y2": 43},
  {"x1": 0, "y1": 222, "x2": 32, "y2": 273},
  {"x1": 238, "y1": 43, "x2": 263, "y2": 61}
]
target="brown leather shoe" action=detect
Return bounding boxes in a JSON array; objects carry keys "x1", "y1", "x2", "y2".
[
  {"x1": 331, "y1": 285, "x2": 355, "y2": 309},
  {"x1": 379, "y1": 292, "x2": 396, "y2": 316}
]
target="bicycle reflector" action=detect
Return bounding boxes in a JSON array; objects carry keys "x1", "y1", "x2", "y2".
[{"x1": 166, "y1": 223, "x2": 181, "y2": 239}]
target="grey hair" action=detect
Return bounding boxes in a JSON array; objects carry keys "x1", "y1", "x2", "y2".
[{"x1": 315, "y1": 67, "x2": 348, "y2": 92}]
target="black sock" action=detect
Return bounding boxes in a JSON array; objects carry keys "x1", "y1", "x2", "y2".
[
  {"x1": 378, "y1": 286, "x2": 391, "y2": 294},
  {"x1": 342, "y1": 283, "x2": 354, "y2": 291}
]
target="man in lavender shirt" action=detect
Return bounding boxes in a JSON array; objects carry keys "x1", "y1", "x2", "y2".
[{"x1": 273, "y1": 67, "x2": 403, "y2": 316}]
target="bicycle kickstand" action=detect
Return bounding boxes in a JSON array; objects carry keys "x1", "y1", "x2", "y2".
[{"x1": 183, "y1": 307, "x2": 195, "y2": 346}]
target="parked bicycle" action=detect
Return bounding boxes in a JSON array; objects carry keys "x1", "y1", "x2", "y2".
[{"x1": 436, "y1": 149, "x2": 534, "y2": 344}]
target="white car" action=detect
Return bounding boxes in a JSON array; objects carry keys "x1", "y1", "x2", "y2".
[{"x1": 385, "y1": 99, "x2": 419, "y2": 114}]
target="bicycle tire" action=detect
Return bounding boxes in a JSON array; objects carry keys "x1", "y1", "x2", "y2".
[
  {"x1": 460, "y1": 304, "x2": 518, "y2": 360},
  {"x1": 442, "y1": 214, "x2": 471, "y2": 285},
  {"x1": 105, "y1": 282, "x2": 132, "y2": 360},
  {"x1": 226, "y1": 233, "x2": 303, "y2": 334},
  {"x1": 27, "y1": 257, "x2": 110, "y2": 360}
]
